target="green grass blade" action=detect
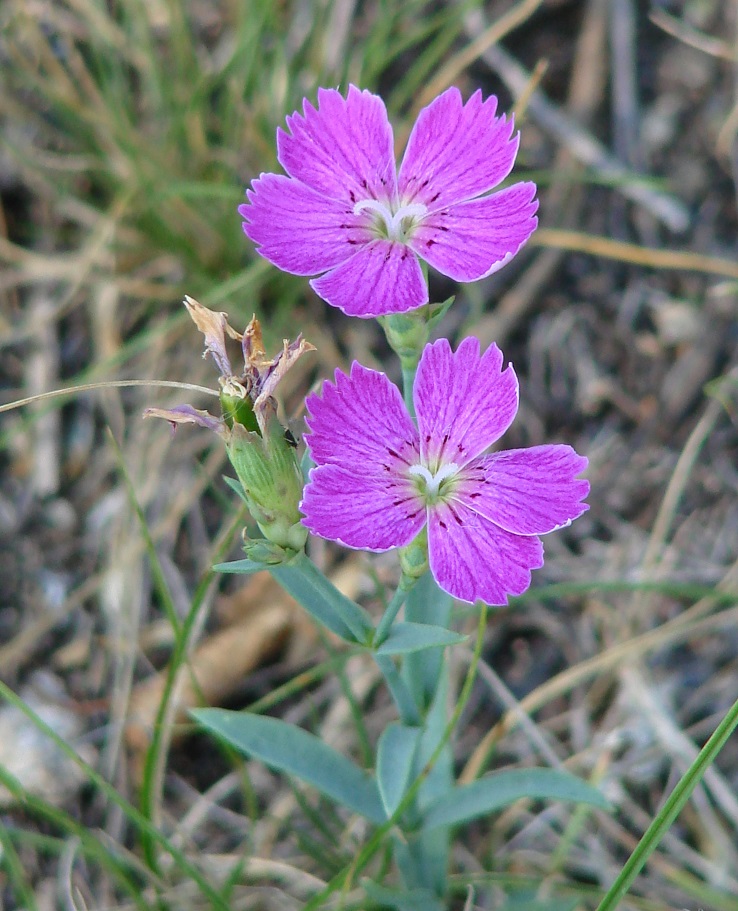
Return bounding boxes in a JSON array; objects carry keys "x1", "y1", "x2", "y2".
[{"x1": 595, "y1": 693, "x2": 738, "y2": 911}]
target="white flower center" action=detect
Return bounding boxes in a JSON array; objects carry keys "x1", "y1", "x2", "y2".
[
  {"x1": 353, "y1": 199, "x2": 427, "y2": 242},
  {"x1": 409, "y1": 462, "x2": 459, "y2": 502}
]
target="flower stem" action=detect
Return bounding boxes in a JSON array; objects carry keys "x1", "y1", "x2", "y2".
[
  {"x1": 401, "y1": 363, "x2": 416, "y2": 417},
  {"x1": 374, "y1": 654, "x2": 421, "y2": 726},
  {"x1": 374, "y1": 583, "x2": 412, "y2": 645}
]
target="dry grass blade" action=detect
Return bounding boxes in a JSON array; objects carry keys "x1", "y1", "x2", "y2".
[{"x1": 534, "y1": 229, "x2": 738, "y2": 280}]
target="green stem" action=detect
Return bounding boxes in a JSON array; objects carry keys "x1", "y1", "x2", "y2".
[
  {"x1": 271, "y1": 554, "x2": 420, "y2": 723},
  {"x1": 375, "y1": 654, "x2": 421, "y2": 726},
  {"x1": 374, "y1": 583, "x2": 411, "y2": 645},
  {"x1": 401, "y1": 362, "x2": 417, "y2": 416},
  {"x1": 301, "y1": 603, "x2": 489, "y2": 911},
  {"x1": 596, "y1": 692, "x2": 738, "y2": 911}
]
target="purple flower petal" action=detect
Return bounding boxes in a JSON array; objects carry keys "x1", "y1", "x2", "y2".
[
  {"x1": 310, "y1": 240, "x2": 428, "y2": 317},
  {"x1": 301, "y1": 463, "x2": 425, "y2": 551},
  {"x1": 398, "y1": 88, "x2": 520, "y2": 210},
  {"x1": 305, "y1": 361, "x2": 419, "y2": 471},
  {"x1": 414, "y1": 338, "x2": 519, "y2": 467},
  {"x1": 427, "y1": 501, "x2": 543, "y2": 604},
  {"x1": 457, "y1": 446, "x2": 590, "y2": 536},
  {"x1": 277, "y1": 86, "x2": 397, "y2": 205},
  {"x1": 409, "y1": 183, "x2": 538, "y2": 282},
  {"x1": 302, "y1": 362, "x2": 425, "y2": 550},
  {"x1": 240, "y1": 173, "x2": 369, "y2": 276}
]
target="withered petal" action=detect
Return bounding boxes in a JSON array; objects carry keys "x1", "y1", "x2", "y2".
[
  {"x1": 143, "y1": 404, "x2": 226, "y2": 437},
  {"x1": 184, "y1": 295, "x2": 234, "y2": 379}
]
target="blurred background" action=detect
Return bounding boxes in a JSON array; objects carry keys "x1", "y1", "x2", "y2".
[{"x1": 2, "y1": 1, "x2": 738, "y2": 909}]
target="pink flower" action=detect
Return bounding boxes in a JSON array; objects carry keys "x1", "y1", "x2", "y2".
[
  {"x1": 300, "y1": 338, "x2": 589, "y2": 604},
  {"x1": 240, "y1": 86, "x2": 538, "y2": 318}
]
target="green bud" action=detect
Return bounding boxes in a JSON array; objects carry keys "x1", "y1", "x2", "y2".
[
  {"x1": 379, "y1": 312, "x2": 430, "y2": 371},
  {"x1": 242, "y1": 536, "x2": 294, "y2": 565},
  {"x1": 399, "y1": 526, "x2": 429, "y2": 585},
  {"x1": 379, "y1": 298, "x2": 456, "y2": 372},
  {"x1": 220, "y1": 386, "x2": 259, "y2": 434},
  {"x1": 226, "y1": 413, "x2": 307, "y2": 551}
]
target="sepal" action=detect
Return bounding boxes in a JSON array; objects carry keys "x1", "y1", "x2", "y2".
[
  {"x1": 399, "y1": 527, "x2": 429, "y2": 582},
  {"x1": 226, "y1": 416, "x2": 307, "y2": 551},
  {"x1": 242, "y1": 537, "x2": 297, "y2": 564},
  {"x1": 378, "y1": 296, "x2": 454, "y2": 370}
]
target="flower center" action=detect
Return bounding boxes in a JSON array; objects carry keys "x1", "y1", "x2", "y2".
[
  {"x1": 409, "y1": 462, "x2": 459, "y2": 504},
  {"x1": 353, "y1": 198, "x2": 427, "y2": 243}
]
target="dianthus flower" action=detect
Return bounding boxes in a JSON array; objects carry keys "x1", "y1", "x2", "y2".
[
  {"x1": 240, "y1": 86, "x2": 538, "y2": 317},
  {"x1": 300, "y1": 338, "x2": 589, "y2": 604}
]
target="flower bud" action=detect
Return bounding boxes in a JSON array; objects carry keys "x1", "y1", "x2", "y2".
[
  {"x1": 146, "y1": 299, "x2": 315, "y2": 559},
  {"x1": 380, "y1": 298, "x2": 454, "y2": 372},
  {"x1": 380, "y1": 312, "x2": 430, "y2": 371},
  {"x1": 399, "y1": 526, "x2": 429, "y2": 586},
  {"x1": 242, "y1": 536, "x2": 295, "y2": 565},
  {"x1": 220, "y1": 380, "x2": 259, "y2": 434},
  {"x1": 226, "y1": 404, "x2": 308, "y2": 552}
]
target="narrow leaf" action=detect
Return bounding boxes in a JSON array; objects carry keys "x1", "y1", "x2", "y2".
[
  {"x1": 595, "y1": 690, "x2": 738, "y2": 911},
  {"x1": 270, "y1": 553, "x2": 373, "y2": 644},
  {"x1": 376, "y1": 723, "x2": 420, "y2": 817},
  {"x1": 300, "y1": 447, "x2": 314, "y2": 483},
  {"x1": 223, "y1": 474, "x2": 248, "y2": 503},
  {"x1": 362, "y1": 880, "x2": 445, "y2": 911},
  {"x1": 426, "y1": 294, "x2": 455, "y2": 332},
  {"x1": 375, "y1": 622, "x2": 465, "y2": 655},
  {"x1": 423, "y1": 768, "x2": 610, "y2": 831},
  {"x1": 192, "y1": 709, "x2": 386, "y2": 824},
  {"x1": 402, "y1": 572, "x2": 453, "y2": 710},
  {"x1": 500, "y1": 889, "x2": 579, "y2": 911},
  {"x1": 212, "y1": 558, "x2": 265, "y2": 574}
]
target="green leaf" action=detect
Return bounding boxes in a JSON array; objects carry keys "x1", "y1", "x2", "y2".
[
  {"x1": 362, "y1": 880, "x2": 446, "y2": 911},
  {"x1": 499, "y1": 889, "x2": 580, "y2": 911},
  {"x1": 375, "y1": 622, "x2": 465, "y2": 655},
  {"x1": 402, "y1": 668, "x2": 452, "y2": 894},
  {"x1": 413, "y1": 667, "x2": 453, "y2": 811},
  {"x1": 212, "y1": 558, "x2": 265, "y2": 574},
  {"x1": 222, "y1": 474, "x2": 248, "y2": 503},
  {"x1": 270, "y1": 552, "x2": 374, "y2": 644},
  {"x1": 192, "y1": 709, "x2": 386, "y2": 824},
  {"x1": 300, "y1": 447, "x2": 314, "y2": 484},
  {"x1": 376, "y1": 723, "x2": 420, "y2": 817},
  {"x1": 402, "y1": 572, "x2": 453, "y2": 710},
  {"x1": 426, "y1": 294, "x2": 455, "y2": 332},
  {"x1": 422, "y1": 768, "x2": 611, "y2": 831}
]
